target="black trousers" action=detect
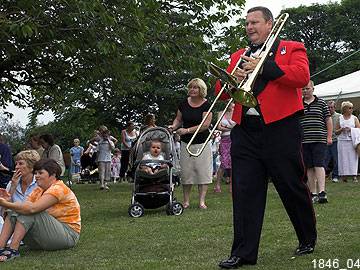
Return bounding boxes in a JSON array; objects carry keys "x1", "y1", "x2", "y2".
[
  {"x1": 120, "y1": 150, "x2": 130, "y2": 178},
  {"x1": 230, "y1": 114, "x2": 317, "y2": 263}
]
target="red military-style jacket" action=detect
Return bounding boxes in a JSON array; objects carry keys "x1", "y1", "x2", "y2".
[{"x1": 215, "y1": 40, "x2": 309, "y2": 125}]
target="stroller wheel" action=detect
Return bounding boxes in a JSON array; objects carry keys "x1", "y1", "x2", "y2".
[
  {"x1": 169, "y1": 202, "x2": 184, "y2": 216},
  {"x1": 128, "y1": 203, "x2": 144, "y2": 218}
]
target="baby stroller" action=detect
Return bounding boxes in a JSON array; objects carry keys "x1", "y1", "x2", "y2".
[{"x1": 128, "y1": 127, "x2": 183, "y2": 217}]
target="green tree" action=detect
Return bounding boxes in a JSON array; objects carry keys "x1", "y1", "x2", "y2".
[
  {"x1": 1, "y1": 0, "x2": 247, "y2": 129},
  {"x1": 282, "y1": 0, "x2": 360, "y2": 84},
  {"x1": 0, "y1": 116, "x2": 25, "y2": 153}
]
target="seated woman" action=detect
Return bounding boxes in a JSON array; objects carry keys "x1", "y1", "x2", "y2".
[
  {"x1": 140, "y1": 140, "x2": 167, "y2": 175},
  {"x1": 0, "y1": 159, "x2": 81, "y2": 262},
  {"x1": 0, "y1": 150, "x2": 40, "y2": 232}
]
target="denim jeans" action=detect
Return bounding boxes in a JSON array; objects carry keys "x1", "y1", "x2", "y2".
[{"x1": 325, "y1": 141, "x2": 338, "y2": 178}]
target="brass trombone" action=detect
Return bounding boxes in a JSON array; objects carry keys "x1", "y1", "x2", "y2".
[{"x1": 186, "y1": 13, "x2": 289, "y2": 157}]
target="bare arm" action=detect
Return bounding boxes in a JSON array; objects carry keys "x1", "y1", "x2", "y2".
[
  {"x1": 0, "y1": 194, "x2": 58, "y2": 215},
  {"x1": 84, "y1": 144, "x2": 92, "y2": 155},
  {"x1": 121, "y1": 130, "x2": 131, "y2": 148},
  {"x1": 7, "y1": 171, "x2": 21, "y2": 198},
  {"x1": 326, "y1": 116, "x2": 333, "y2": 145},
  {"x1": 169, "y1": 110, "x2": 183, "y2": 131},
  {"x1": 335, "y1": 118, "x2": 343, "y2": 135},
  {"x1": 199, "y1": 111, "x2": 213, "y2": 131},
  {"x1": 217, "y1": 112, "x2": 231, "y2": 132},
  {"x1": 110, "y1": 136, "x2": 118, "y2": 145},
  {"x1": 108, "y1": 138, "x2": 115, "y2": 150},
  {"x1": 355, "y1": 117, "x2": 360, "y2": 128},
  {"x1": 179, "y1": 111, "x2": 213, "y2": 136}
]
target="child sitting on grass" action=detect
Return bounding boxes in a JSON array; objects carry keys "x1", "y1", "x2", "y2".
[{"x1": 140, "y1": 140, "x2": 167, "y2": 175}]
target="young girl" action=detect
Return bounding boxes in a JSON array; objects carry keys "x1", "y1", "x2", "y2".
[{"x1": 111, "y1": 148, "x2": 121, "y2": 183}]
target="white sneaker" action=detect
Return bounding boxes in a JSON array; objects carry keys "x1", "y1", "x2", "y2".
[
  {"x1": 100, "y1": 184, "x2": 110, "y2": 190},
  {"x1": 332, "y1": 178, "x2": 339, "y2": 183},
  {"x1": 311, "y1": 193, "x2": 319, "y2": 203}
]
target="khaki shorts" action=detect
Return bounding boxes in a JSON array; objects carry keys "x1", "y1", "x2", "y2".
[
  {"x1": 9, "y1": 210, "x2": 79, "y2": 251},
  {"x1": 180, "y1": 142, "x2": 212, "y2": 185}
]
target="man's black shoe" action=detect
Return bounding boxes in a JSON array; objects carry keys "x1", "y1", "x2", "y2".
[
  {"x1": 294, "y1": 243, "x2": 315, "y2": 256},
  {"x1": 218, "y1": 256, "x2": 254, "y2": 269}
]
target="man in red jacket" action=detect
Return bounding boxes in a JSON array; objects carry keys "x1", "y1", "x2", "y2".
[{"x1": 218, "y1": 7, "x2": 317, "y2": 269}]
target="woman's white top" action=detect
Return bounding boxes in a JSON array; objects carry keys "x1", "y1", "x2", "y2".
[
  {"x1": 338, "y1": 115, "x2": 356, "y2": 141},
  {"x1": 220, "y1": 114, "x2": 236, "y2": 137}
]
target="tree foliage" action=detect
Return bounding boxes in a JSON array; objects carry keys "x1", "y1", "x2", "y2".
[
  {"x1": 282, "y1": 0, "x2": 360, "y2": 84},
  {"x1": 1, "y1": 0, "x2": 247, "y2": 130},
  {"x1": 0, "y1": 116, "x2": 25, "y2": 153}
]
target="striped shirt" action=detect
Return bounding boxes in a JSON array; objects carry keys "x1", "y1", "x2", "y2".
[{"x1": 300, "y1": 96, "x2": 330, "y2": 143}]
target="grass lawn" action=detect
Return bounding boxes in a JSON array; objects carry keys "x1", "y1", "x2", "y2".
[{"x1": 1, "y1": 180, "x2": 359, "y2": 270}]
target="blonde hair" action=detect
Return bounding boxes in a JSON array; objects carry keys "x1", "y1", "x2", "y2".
[
  {"x1": 73, "y1": 138, "x2": 80, "y2": 144},
  {"x1": 15, "y1": 150, "x2": 41, "y2": 169},
  {"x1": 187, "y1": 78, "x2": 207, "y2": 98},
  {"x1": 341, "y1": 101, "x2": 353, "y2": 113},
  {"x1": 308, "y1": 80, "x2": 314, "y2": 88}
]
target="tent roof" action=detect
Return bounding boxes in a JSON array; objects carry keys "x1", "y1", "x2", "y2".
[{"x1": 314, "y1": 70, "x2": 360, "y2": 101}]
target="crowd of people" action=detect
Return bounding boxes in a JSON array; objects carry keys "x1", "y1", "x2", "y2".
[{"x1": 0, "y1": 81, "x2": 236, "y2": 262}]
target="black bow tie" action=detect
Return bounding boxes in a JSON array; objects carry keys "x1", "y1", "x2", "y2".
[{"x1": 249, "y1": 43, "x2": 264, "y2": 53}]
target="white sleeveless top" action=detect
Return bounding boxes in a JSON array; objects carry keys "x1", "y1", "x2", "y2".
[
  {"x1": 121, "y1": 130, "x2": 137, "y2": 150},
  {"x1": 338, "y1": 115, "x2": 356, "y2": 141}
]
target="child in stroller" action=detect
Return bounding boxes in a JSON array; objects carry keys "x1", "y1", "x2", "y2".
[
  {"x1": 128, "y1": 127, "x2": 183, "y2": 217},
  {"x1": 139, "y1": 140, "x2": 168, "y2": 175}
]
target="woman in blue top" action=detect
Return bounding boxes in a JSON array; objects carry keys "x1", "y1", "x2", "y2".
[
  {"x1": 70, "y1": 139, "x2": 84, "y2": 178},
  {"x1": 0, "y1": 150, "x2": 40, "y2": 231}
]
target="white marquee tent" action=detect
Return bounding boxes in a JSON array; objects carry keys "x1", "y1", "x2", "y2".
[{"x1": 314, "y1": 70, "x2": 360, "y2": 110}]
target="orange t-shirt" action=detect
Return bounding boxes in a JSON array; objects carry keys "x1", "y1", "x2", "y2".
[{"x1": 27, "y1": 181, "x2": 81, "y2": 233}]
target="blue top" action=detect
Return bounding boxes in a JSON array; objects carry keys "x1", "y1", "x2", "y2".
[
  {"x1": 0, "y1": 176, "x2": 37, "y2": 232},
  {"x1": 6, "y1": 175, "x2": 38, "y2": 203},
  {"x1": 70, "y1": 146, "x2": 84, "y2": 164}
]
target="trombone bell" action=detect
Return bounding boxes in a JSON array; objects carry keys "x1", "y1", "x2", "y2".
[
  {"x1": 230, "y1": 88, "x2": 257, "y2": 108},
  {"x1": 209, "y1": 63, "x2": 238, "y2": 88}
]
